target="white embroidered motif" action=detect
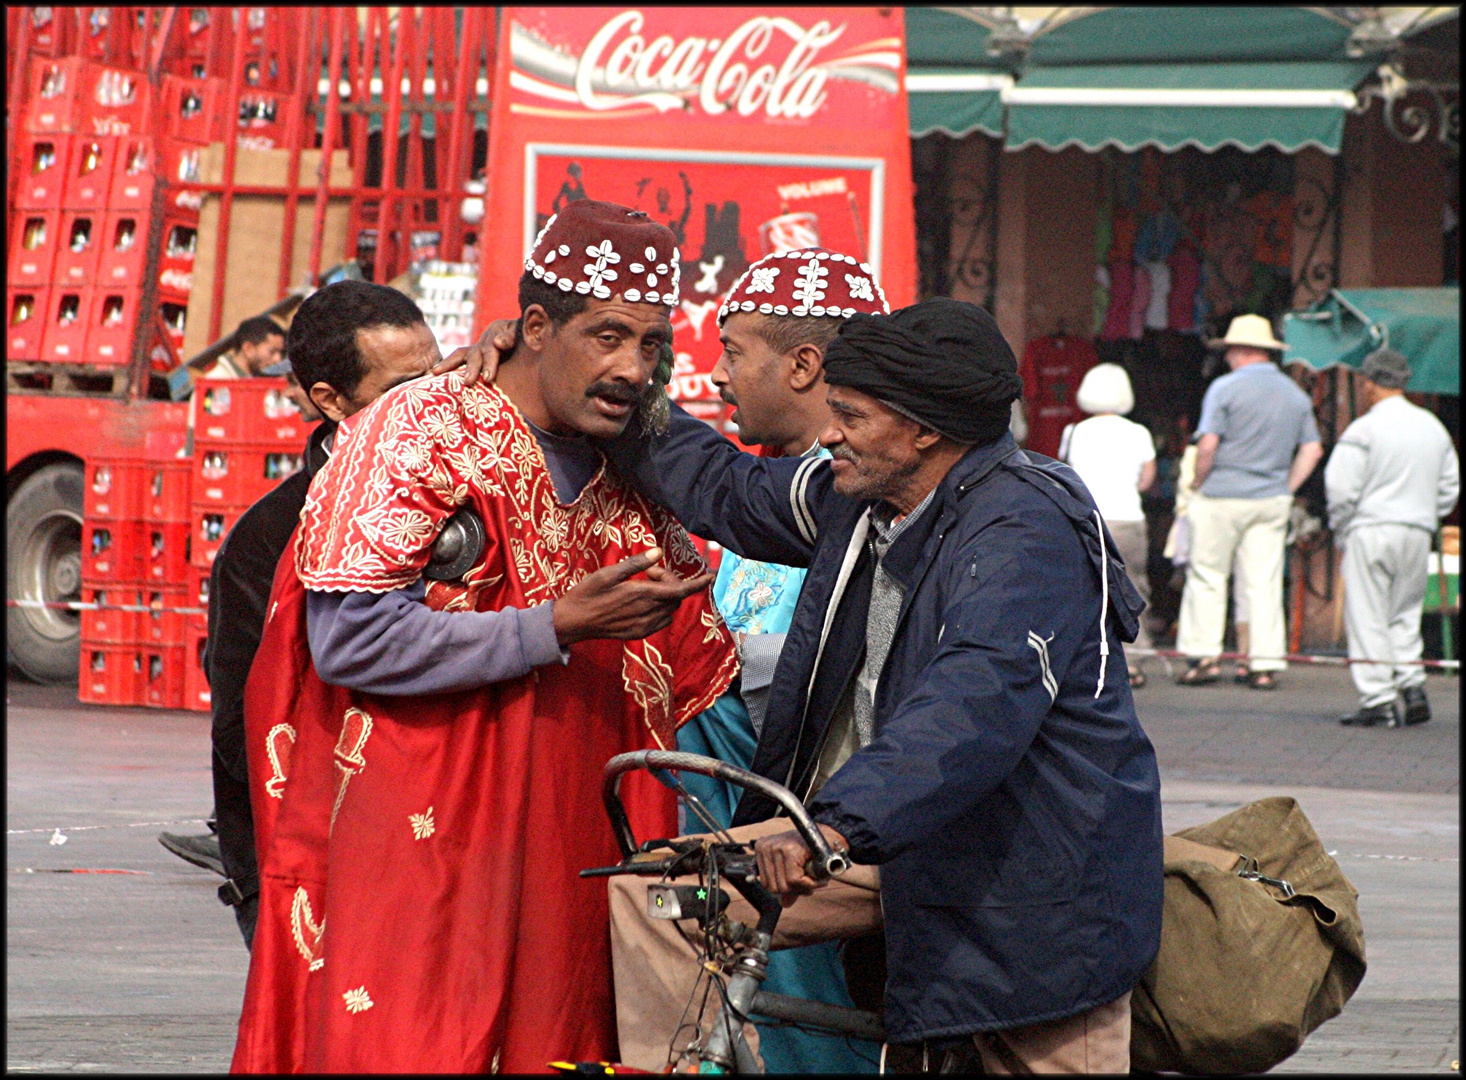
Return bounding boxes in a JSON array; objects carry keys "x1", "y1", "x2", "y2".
[
  {"x1": 845, "y1": 274, "x2": 875, "y2": 302},
  {"x1": 330, "y1": 707, "x2": 373, "y2": 830},
  {"x1": 747, "y1": 266, "x2": 780, "y2": 294},
  {"x1": 410, "y1": 807, "x2": 436, "y2": 840},
  {"x1": 264, "y1": 723, "x2": 297, "y2": 799},
  {"x1": 343, "y1": 986, "x2": 374, "y2": 1013},
  {"x1": 791, "y1": 260, "x2": 829, "y2": 307},
  {"x1": 1027, "y1": 631, "x2": 1058, "y2": 703},
  {"x1": 291, "y1": 885, "x2": 326, "y2": 970}
]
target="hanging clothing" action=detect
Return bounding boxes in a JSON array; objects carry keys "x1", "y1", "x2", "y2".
[
  {"x1": 1168, "y1": 242, "x2": 1202, "y2": 333},
  {"x1": 231, "y1": 374, "x2": 738, "y2": 1074},
  {"x1": 1019, "y1": 336, "x2": 1099, "y2": 460},
  {"x1": 1129, "y1": 262, "x2": 1152, "y2": 341},
  {"x1": 1100, "y1": 261, "x2": 1136, "y2": 342},
  {"x1": 1142, "y1": 259, "x2": 1171, "y2": 331}
]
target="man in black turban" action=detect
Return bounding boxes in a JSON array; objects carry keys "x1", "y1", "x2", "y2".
[{"x1": 433, "y1": 293, "x2": 1160, "y2": 1072}]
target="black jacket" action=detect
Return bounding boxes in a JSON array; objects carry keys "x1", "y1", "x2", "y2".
[
  {"x1": 208, "y1": 421, "x2": 333, "y2": 902},
  {"x1": 605, "y1": 405, "x2": 1163, "y2": 1042}
]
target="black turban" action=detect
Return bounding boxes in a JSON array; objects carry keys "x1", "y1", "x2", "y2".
[{"x1": 821, "y1": 297, "x2": 1022, "y2": 446}]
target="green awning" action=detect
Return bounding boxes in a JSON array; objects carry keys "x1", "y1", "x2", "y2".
[
  {"x1": 1283, "y1": 288, "x2": 1460, "y2": 396},
  {"x1": 907, "y1": 69, "x2": 1011, "y2": 138},
  {"x1": 905, "y1": 8, "x2": 1010, "y2": 138},
  {"x1": 1023, "y1": 7, "x2": 1357, "y2": 65},
  {"x1": 1004, "y1": 61, "x2": 1375, "y2": 154}
]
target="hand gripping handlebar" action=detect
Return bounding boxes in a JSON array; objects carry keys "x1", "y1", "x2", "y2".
[{"x1": 600, "y1": 750, "x2": 851, "y2": 881}]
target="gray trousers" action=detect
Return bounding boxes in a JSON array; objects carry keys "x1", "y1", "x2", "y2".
[
  {"x1": 1107, "y1": 519, "x2": 1152, "y2": 653},
  {"x1": 1342, "y1": 523, "x2": 1431, "y2": 707}
]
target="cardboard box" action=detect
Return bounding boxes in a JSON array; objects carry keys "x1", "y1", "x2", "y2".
[{"x1": 182, "y1": 144, "x2": 352, "y2": 358}]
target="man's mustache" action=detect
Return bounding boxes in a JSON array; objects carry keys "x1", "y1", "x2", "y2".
[
  {"x1": 828, "y1": 445, "x2": 858, "y2": 464},
  {"x1": 585, "y1": 381, "x2": 646, "y2": 405},
  {"x1": 719, "y1": 387, "x2": 738, "y2": 407}
]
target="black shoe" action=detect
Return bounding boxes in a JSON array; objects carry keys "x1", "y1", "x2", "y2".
[
  {"x1": 158, "y1": 832, "x2": 225, "y2": 876},
  {"x1": 1401, "y1": 686, "x2": 1431, "y2": 726},
  {"x1": 1339, "y1": 702, "x2": 1398, "y2": 727}
]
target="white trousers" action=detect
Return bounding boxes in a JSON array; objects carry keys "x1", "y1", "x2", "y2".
[
  {"x1": 1342, "y1": 523, "x2": 1431, "y2": 707},
  {"x1": 1178, "y1": 493, "x2": 1292, "y2": 672}
]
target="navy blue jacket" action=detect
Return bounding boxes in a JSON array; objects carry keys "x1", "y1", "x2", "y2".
[{"x1": 604, "y1": 405, "x2": 1163, "y2": 1043}]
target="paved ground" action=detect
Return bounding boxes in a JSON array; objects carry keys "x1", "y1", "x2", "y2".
[{"x1": 6, "y1": 666, "x2": 1459, "y2": 1072}]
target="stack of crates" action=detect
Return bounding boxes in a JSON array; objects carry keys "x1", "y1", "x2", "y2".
[
  {"x1": 78, "y1": 450, "x2": 194, "y2": 708},
  {"x1": 7, "y1": 54, "x2": 201, "y2": 370},
  {"x1": 188, "y1": 375, "x2": 317, "y2": 707}
]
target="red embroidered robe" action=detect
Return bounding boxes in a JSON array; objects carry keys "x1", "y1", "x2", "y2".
[{"x1": 232, "y1": 374, "x2": 738, "y2": 1074}]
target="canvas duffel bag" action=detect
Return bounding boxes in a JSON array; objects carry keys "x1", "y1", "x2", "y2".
[{"x1": 1131, "y1": 796, "x2": 1367, "y2": 1074}]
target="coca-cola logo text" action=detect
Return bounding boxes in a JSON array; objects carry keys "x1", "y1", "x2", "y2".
[{"x1": 574, "y1": 12, "x2": 844, "y2": 119}]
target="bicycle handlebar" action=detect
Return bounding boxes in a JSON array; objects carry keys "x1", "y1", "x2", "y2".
[{"x1": 601, "y1": 750, "x2": 851, "y2": 881}]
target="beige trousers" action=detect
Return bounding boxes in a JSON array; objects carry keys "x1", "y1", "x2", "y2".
[
  {"x1": 1177, "y1": 492, "x2": 1292, "y2": 672},
  {"x1": 608, "y1": 819, "x2": 1131, "y2": 1074}
]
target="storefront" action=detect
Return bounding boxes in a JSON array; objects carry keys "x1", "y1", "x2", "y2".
[{"x1": 904, "y1": 6, "x2": 1459, "y2": 651}]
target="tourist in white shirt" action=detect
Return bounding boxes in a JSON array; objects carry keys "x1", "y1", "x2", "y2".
[
  {"x1": 1059, "y1": 362, "x2": 1156, "y2": 687},
  {"x1": 1326, "y1": 348, "x2": 1460, "y2": 727}
]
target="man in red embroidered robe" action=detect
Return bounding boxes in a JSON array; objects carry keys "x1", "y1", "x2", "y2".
[{"x1": 233, "y1": 201, "x2": 739, "y2": 1073}]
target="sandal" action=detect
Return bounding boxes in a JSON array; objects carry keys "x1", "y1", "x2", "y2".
[
  {"x1": 1128, "y1": 667, "x2": 1147, "y2": 689},
  {"x1": 1247, "y1": 671, "x2": 1279, "y2": 691},
  {"x1": 1176, "y1": 659, "x2": 1223, "y2": 686},
  {"x1": 1233, "y1": 663, "x2": 1251, "y2": 684}
]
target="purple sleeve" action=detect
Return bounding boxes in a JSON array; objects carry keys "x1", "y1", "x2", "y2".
[{"x1": 305, "y1": 579, "x2": 566, "y2": 695}]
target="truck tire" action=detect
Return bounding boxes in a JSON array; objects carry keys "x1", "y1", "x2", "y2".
[{"x1": 7, "y1": 461, "x2": 85, "y2": 684}]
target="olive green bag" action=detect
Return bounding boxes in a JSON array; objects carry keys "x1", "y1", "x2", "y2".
[{"x1": 1130, "y1": 797, "x2": 1368, "y2": 1074}]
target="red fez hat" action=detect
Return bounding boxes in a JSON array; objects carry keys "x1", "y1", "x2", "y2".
[
  {"x1": 524, "y1": 199, "x2": 681, "y2": 306},
  {"x1": 717, "y1": 248, "x2": 890, "y2": 326}
]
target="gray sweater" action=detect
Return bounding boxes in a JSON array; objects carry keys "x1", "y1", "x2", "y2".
[{"x1": 1324, "y1": 394, "x2": 1459, "y2": 538}]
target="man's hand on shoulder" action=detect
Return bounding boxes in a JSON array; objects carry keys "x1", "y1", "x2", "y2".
[
  {"x1": 551, "y1": 547, "x2": 714, "y2": 645},
  {"x1": 432, "y1": 318, "x2": 517, "y2": 384}
]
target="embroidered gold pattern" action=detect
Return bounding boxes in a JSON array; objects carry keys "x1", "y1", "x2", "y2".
[
  {"x1": 290, "y1": 886, "x2": 326, "y2": 970},
  {"x1": 343, "y1": 986, "x2": 374, "y2": 1013},
  {"x1": 330, "y1": 707, "x2": 373, "y2": 830},
  {"x1": 264, "y1": 723, "x2": 297, "y2": 799},
  {"x1": 410, "y1": 807, "x2": 435, "y2": 840}
]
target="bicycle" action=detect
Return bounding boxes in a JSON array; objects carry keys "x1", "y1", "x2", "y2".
[{"x1": 580, "y1": 749, "x2": 886, "y2": 1074}]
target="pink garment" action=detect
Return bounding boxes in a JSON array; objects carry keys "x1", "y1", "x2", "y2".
[
  {"x1": 1168, "y1": 243, "x2": 1202, "y2": 332},
  {"x1": 1100, "y1": 260, "x2": 1135, "y2": 341},
  {"x1": 1129, "y1": 261, "x2": 1151, "y2": 341}
]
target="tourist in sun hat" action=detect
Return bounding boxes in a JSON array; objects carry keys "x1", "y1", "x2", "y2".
[{"x1": 1175, "y1": 314, "x2": 1324, "y2": 689}]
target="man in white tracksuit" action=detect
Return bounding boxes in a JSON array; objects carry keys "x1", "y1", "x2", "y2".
[{"x1": 1326, "y1": 348, "x2": 1459, "y2": 727}]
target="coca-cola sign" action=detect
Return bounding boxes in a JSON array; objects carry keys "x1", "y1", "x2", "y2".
[{"x1": 510, "y1": 9, "x2": 900, "y2": 121}]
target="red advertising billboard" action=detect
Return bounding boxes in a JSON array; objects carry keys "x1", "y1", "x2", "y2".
[{"x1": 477, "y1": 7, "x2": 916, "y2": 424}]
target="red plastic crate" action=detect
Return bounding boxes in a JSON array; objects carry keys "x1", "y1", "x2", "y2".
[
  {"x1": 8, "y1": 288, "x2": 49, "y2": 358},
  {"x1": 156, "y1": 218, "x2": 198, "y2": 301},
  {"x1": 141, "y1": 645, "x2": 186, "y2": 709},
  {"x1": 143, "y1": 460, "x2": 192, "y2": 522},
  {"x1": 14, "y1": 133, "x2": 73, "y2": 209},
  {"x1": 88, "y1": 287, "x2": 140, "y2": 366},
  {"x1": 161, "y1": 74, "x2": 223, "y2": 144},
  {"x1": 80, "y1": 63, "x2": 153, "y2": 137},
  {"x1": 78, "y1": 643, "x2": 143, "y2": 706},
  {"x1": 25, "y1": 57, "x2": 87, "y2": 133},
  {"x1": 111, "y1": 136, "x2": 157, "y2": 211},
  {"x1": 96, "y1": 211, "x2": 145, "y2": 288},
  {"x1": 187, "y1": 564, "x2": 211, "y2": 616},
  {"x1": 82, "y1": 519, "x2": 145, "y2": 582},
  {"x1": 233, "y1": 90, "x2": 299, "y2": 150},
  {"x1": 144, "y1": 522, "x2": 191, "y2": 585},
  {"x1": 194, "y1": 378, "x2": 314, "y2": 444},
  {"x1": 192, "y1": 443, "x2": 301, "y2": 508},
  {"x1": 9, "y1": 209, "x2": 62, "y2": 288},
  {"x1": 62, "y1": 134, "x2": 118, "y2": 208},
  {"x1": 184, "y1": 624, "x2": 212, "y2": 713},
  {"x1": 140, "y1": 586, "x2": 189, "y2": 646},
  {"x1": 84, "y1": 458, "x2": 146, "y2": 520},
  {"x1": 39, "y1": 288, "x2": 90, "y2": 364},
  {"x1": 54, "y1": 210, "x2": 103, "y2": 288},
  {"x1": 191, "y1": 505, "x2": 249, "y2": 569},
  {"x1": 80, "y1": 583, "x2": 142, "y2": 644}
]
